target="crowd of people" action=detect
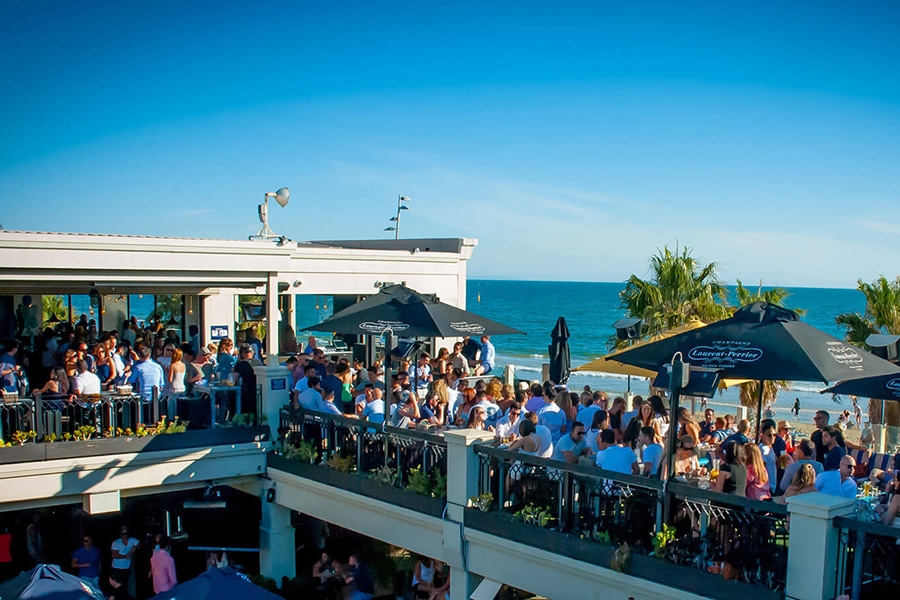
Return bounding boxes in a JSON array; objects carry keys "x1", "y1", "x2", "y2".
[
  {"x1": 1, "y1": 314, "x2": 270, "y2": 428},
  {"x1": 291, "y1": 339, "x2": 896, "y2": 513}
]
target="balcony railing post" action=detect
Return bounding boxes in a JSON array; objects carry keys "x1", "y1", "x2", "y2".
[
  {"x1": 850, "y1": 529, "x2": 865, "y2": 600},
  {"x1": 784, "y1": 493, "x2": 856, "y2": 600},
  {"x1": 356, "y1": 423, "x2": 364, "y2": 475},
  {"x1": 151, "y1": 386, "x2": 160, "y2": 424},
  {"x1": 34, "y1": 392, "x2": 43, "y2": 439},
  {"x1": 443, "y1": 430, "x2": 493, "y2": 600}
]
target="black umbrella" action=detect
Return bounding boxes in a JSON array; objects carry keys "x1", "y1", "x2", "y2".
[
  {"x1": 0, "y1": 564, "x2": 105, "y2": 599},
  {"x1": 549, "y1": 316, "x2": 571, "y2": 385},
  {"x1": 822, "y1": 373, "x2": 900, "y2": 401},
  {"x1": 615, "y1": 302, "x2": 900, "y2": 445},
  {"x1": 150, "y1": 568, "x2": 281, "y2": 600},
  {"x1": 301, "y1": 284, "x2": 524, "y2": 338}
]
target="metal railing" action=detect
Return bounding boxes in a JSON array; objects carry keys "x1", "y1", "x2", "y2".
[
  {"x1": 473, "y1": 445, "x2": 663, "y2": 549},
  {"x1": 0, "y1": 384, "x2": 261, "y2": 443},
  {"x1": 1, "y1": 390, "x2": 163, "y2": 442},
  {"x1": 471, "y1": 445, "x2": 788, "y2": 593},
  {"x1": 279, "y1": 406, "x2": 448, "y2": 489},
  {"x1": 835, "y1": 515, "x2": 900, "y2": 599},
  {"x1": 666, "y1": 481, "x2": 788, "y2": 591}
]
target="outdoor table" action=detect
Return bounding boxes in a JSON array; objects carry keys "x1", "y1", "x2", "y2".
[
  {"x1": 194, "y1": 385, "x2": 240, "y2": 427},
  {"x1": 854, "y1": 487, "x2": 886, "y2": 522}
]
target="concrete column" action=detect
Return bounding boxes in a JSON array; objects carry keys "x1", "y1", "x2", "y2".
[
  {"x1": 873, "y1": 423, "x2": 887, "y2": 453},
  {"x1": 266, "y1": 272, "x2": 280, "y2": 366},
  {"x1": 259, "y1": 499, "x2": 295, "y2": 585},
  {"x1": 443, "y1": 429, "x2": 495, "y2": 522},
  {"x1": 254, "y1": 365, "x2": 291, "y2": 432},
  {"x1": 502, "y1": 364, "x2": 515, "y2": 387},
  {"x1": 442, "y1": 429, "x2": 493, "y2": 600},
  {"x1": 784, "y1": 492, "x2": 856, "y2": 600}
]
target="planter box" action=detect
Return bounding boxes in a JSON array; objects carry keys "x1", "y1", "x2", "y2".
[
  {"x1": 0, "y1": 443, "x2": 48, "y2": 464},
  {"x1": 463, "y1": 509, "x2": 782, "y2": 600},
  {"x1": 1, "y1": 426, "x2": 271, "y2": 464},
  {"x1": 360, "y1": 478, "x2": 445, "y2": 517},
  {"x1": 268, "y1": 454, "x2": 446, "y2": 517}
]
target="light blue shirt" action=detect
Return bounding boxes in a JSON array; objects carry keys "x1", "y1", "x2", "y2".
[
  {"x1": 536, "y1": 403, "x2": 566, "y2": 443},
  {"x1": 480, "y1": 340, "x2": 495, "y2": 369},
  {"x1": 640, "y1": 443, "x2": 664, "y2": 476},
  {"x1": 596, "y1": 445, "x2": 638, "y2": 474},
  {"x1": 551, "y1": 433, "x2": 587, "y2": 463},
  {"x1": 815, "y1": 470, "x2": 857, "y2": 499},
  {"x1": 128, "y1": 359, "x2": 165, "y2": 401}
]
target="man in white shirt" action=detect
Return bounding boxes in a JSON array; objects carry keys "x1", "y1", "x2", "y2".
[
  {"x1": 73, "y1": 359, "x2": 101, "y2": 395},
  {"x1": 595, "y1": 429, "x2": 639, "y2": 475},
  {"x1": 495, "y1": 402, "x2": 523, "y2": 441},
  {"x1": 814, "y1": 455, "x2": 857, "y2": 499}
]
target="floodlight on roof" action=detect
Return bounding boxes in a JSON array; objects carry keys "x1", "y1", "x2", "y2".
[{"x1": 250, "y1": 186, "x2": 291, "y2": 241}]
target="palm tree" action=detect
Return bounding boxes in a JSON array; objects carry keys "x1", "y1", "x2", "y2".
[
  {"x1": 836, "y1": 276, "x2": 900, "y2": 429},
  {"x1": 836, "y1": 276, "x2": 900, "y2": 348},
  {"x1": 734, "y1": 279, "x2": 804, "y2": 315},
  {"x1": 618, "y1": 245, "x2": 730, "y2": 346}
]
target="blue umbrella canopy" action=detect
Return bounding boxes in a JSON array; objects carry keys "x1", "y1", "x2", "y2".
[
  {"x1": 822, "y1": 372, "x2": 900, "y2": 400},
  {"x1": 613, "y1": 302, "x2": 900, "y2": 384},
  {"x1": 301, "y1": 283, "x2": 524, "y2": 338},
  {"x1": 0, "y1": 564, "x2": 104, "y2": 600},
  {"x1": 150, "y1": 568, "x2": 282, "y2": 600}
]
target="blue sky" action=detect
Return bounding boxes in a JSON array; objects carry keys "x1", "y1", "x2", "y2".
[{"x1": 2, "y1": 1, "x2": 899, "y2": 288}]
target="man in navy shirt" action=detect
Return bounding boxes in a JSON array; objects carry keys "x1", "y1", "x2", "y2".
[
  {"x1": 71, "y1": 534, "x2": 101, "y2": 588},
  {"x1": 716, "y1": 419, "x2": 751, "y2": 462},
  {"x1": 822, "y1": 426, "x2": 847, "y2": 471},
  {"x1": 343, "y1": 554, "x2": 374, "y2": 600}
]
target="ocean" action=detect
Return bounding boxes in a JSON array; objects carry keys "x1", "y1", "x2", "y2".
[{"x1": 464, "y1": 280, "x2": 868, "y2": 421}]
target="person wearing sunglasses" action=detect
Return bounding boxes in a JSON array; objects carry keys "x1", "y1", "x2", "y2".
[
  {"x1": 71, "y1": 535, "x2": 101, "y2": 588},
  {"x1": 551, "y1": 421, "x2": 591, "y2": 465}
]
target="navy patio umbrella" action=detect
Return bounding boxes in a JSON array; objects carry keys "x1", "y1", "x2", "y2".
[
  {"x1": 301, "y1": 283, "x2": 524, "y2": 338},
  {"x1": 548, "y1": 316, "x2": 571, "y2": 385},
  {"x1": 613, "y1": 302, "x2": 900, "y2": 439},
  {"x1": 822, "y1": 372, "x2": 900, "y2": 401},
  {"x1": 0, "y1": 564, "x2": 104, "y2": 599},
  {"x1": 150, "y1": 568, "x2": 282, "y2": 600}
]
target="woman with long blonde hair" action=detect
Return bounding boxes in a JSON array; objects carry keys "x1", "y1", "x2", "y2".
[
  {"x1": 742, "y1": 443, "x2": 771, "y2": 500},
  {"x1": 783, "y1": 463, "x2": 817, "y2": 499}
]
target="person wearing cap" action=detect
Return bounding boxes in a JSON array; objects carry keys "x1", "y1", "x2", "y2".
[{"x1": 776, "y1": 420, "x2": 795, "y2": 455}]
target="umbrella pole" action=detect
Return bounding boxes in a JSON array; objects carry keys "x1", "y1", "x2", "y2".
[{"x1": 755, "y1": 380, "x2": 764, "y2": 442}]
